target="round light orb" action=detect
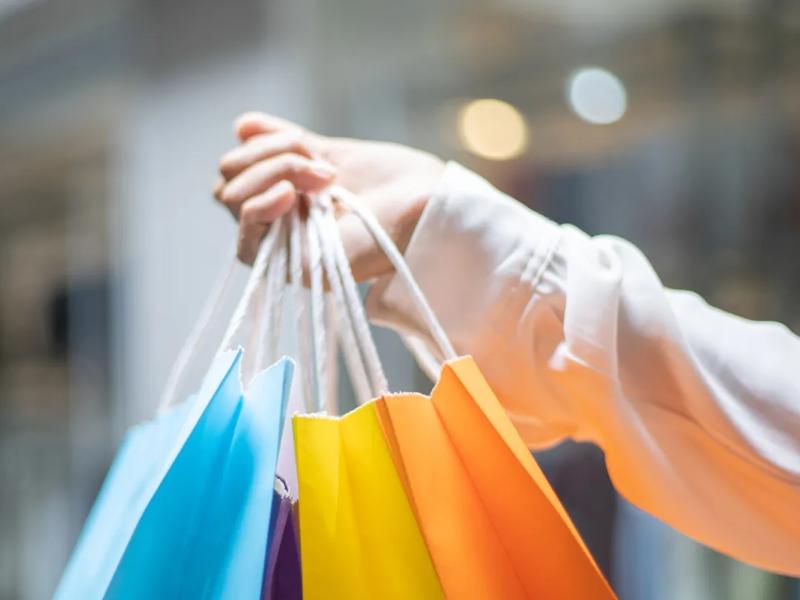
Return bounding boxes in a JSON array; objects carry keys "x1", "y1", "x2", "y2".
[
  {"x1": 567, "y1": 68, "x2": 627, "y2": 125},
  {"x1": 457, "y1": 98, "x2": 528, "y2": 161}
]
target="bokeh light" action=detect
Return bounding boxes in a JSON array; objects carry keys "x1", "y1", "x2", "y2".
[
  {"x1": 567, "y1": 67, "x2": 627, "y2": 125},
  {"x1": 457, "y1": 98, "x2": 528, "y2": 160}
]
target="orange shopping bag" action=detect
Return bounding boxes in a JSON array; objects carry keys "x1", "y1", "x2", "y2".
[{"x1": 379, "y1": 357, "x2": 615, "y2": 599}]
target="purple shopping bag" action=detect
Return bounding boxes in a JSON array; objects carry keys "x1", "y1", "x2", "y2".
[{"x1": 262, "y1": 478, "x2": 302, "y2": 600}]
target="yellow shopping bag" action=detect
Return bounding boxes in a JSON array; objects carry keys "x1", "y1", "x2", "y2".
[{"x1": 293, "y1": 403, "x2": 444, "y2": 599}]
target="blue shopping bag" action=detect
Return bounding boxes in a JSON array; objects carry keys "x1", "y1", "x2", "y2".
[{"x1": 54, "y1": 349, "x2": 293, "y2": 599}]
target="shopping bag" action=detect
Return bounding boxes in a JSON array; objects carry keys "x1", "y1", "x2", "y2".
[
  {"x1": 54, "y1": 349, "x2": 241, "y2": 599},
  {"x1": 56, "y1": 216, "x2": 297, "y2": 599},
  {"x1": 56, "y1": 351, "x2": 293, "y2": 599},
  {"x1": 293, "y1": 402, "x2": 443, "y2": 599},
  {"x1": 106, "y1": 356, "x2": 293, "y2": 598},
  {"x1": 261, "y1": 479, "x2": 302, "y2": 600},
  {"x1": 182, "y1": 355, "x2": 293, "y2": 598},
  {"x1": 379, "y1": 357, "x2": 616, "y2": 599}
]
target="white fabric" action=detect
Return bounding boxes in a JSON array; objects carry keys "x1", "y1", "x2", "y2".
[{"x1": 366, "y1": 161, "x2": 800, "y2": 575}]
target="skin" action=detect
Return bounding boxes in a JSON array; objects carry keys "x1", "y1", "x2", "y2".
[{"x1": 214, "y1": 112, "x2": 445, "y2": 280}]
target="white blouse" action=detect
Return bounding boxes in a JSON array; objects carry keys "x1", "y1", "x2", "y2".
[{"x1": 366, "y1": 162, "x2": 800, "y2": 576}]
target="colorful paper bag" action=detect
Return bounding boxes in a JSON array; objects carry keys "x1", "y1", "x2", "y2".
[
  {"x1": 261, "y1": 480, "x2": 302, "y2": 600},
  {"x1": 54, "y1": 350, "x2": 241, "y2": 599},
  {"x1": 380, "y1": 356, "x2": 616, "y2": 599},
  {"x1": 55, "y1": 351, "x2": 293, "y2": 599},
  {"x1": 293, "y1": 402, "x2": 444, "y2": 599}
]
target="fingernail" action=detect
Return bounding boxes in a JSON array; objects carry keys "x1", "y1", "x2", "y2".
[{"x1": 310, "y1": 160, "x2": 337, "y2": 178}]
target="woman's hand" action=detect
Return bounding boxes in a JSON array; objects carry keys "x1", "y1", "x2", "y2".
[{"x1": 213, "y1": 112, "x2": 445, "y2": 280}]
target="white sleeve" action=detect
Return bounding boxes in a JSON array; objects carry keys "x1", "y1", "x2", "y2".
[{"x1": 365, "y1": 161, "x2": 800, "y2": 575}]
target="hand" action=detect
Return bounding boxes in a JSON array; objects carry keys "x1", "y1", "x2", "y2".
[{"x1": 213, "y1": 112, "x2": 445, "y2": 280}]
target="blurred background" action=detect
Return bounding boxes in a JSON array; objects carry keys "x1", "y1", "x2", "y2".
[{"x1": 1, "y1": 0, "x2": 798, "y2": 597}]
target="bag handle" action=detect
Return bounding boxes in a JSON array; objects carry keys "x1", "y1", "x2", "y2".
[
  {"x1": 320, "y1": 198, "x2": 389, "y2": 396},
  {"x1": 290, "y1": 209, "x2": 318, "y2": 413},
  {"x1": 159, "y1": 183, "x2": 455, "y2": 414},
  {"x1": 217, "y1": 215, "x2": 285, "y2": 354},
  {"x1": 301, "y1": 185, "x2": 456, "y2": 409},
  {"x1": 308, "y1": 198, "x2": 386, "y2": 406},
  {"x1": 248, "y1": 217, "x2": 289, "y2": 382},
  {"x1": 329, "y1": 185, "x2": 457, "y2": 362},
  {"x1": 158, "y1": 216, "x2": 285, "y2": 414}
]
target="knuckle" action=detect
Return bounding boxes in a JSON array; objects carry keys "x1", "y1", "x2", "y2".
[
  {"x1": 277, "y1": 179, "x2": 296, "y2": 195},
  {"x1": 219, "y1": 185, "x2": 241, "y2": 206},
  {"x1": 277, "y1": 154, "x2": 297, "y2": 178},
  {"x1": 212, "y1": 183, "x2": 224, "y2": 202},
  {"x1": 219, "y1": 187, "x2": 233, "y2": 205},
  {"x1": 244, "y1": 133, "x2": 269, "y2": 153},
  {"x1": 281, "y1": 153, "x2": 305, "y2": 175},
  {"x1": 285, "y1": 130, "x2": 307, "y2": 152},
  {"x1": 237, "y1": 110, "x2": 264, "y2": 126},
  {"x1": 239, "y1": 201, "x2": 257, "y2": 224},
  {"x1": 218, "y1": 156, "x2": 236, "y2": 178}
]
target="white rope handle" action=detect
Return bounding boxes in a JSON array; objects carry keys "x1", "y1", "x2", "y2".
[
  {"x1": 242, "y1": 265, "x2": 270, "y2": 385},
  {"x1": 268, "y1": 222, "x2": 288, "y2": 366},
  {"x1": 318, "y1": 196, "x2": 388, "y2": 397},
  {"x1": 323, "y1": 290, "x2": 339, "y2": 412},
  {"x1": 250, "y1": 217, "x2": 288, "y2": 380},
  {"x1": 158, "y1": 216, "x2": 283, "y2": 414},
  {"x1": 306, "y1": 207, "x2": 328, "y2": 412},
  {"x1": 159, "y1": 182, "x2": 454, "y2": 415},
  {"x1": 158, "y1": 246, "x2": 237, "y2": 413},
  {"x1": 217, "y1": 215, "x2": 284, "y2": 355},
  {"x1": 329, "y1": 185, "x2": 457, "y2": 361},
  {"x1": 290, "y1": 209, "x2": 317, "y2": 413},
  {"x1": 309, "y1": 203, "x2": 376, "y2": 405}
]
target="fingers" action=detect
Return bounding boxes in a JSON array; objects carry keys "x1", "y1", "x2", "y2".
[
  {"x1": 213, "y1": 176, "x2": 225, "y2": 202},
  {"x1": 237, "y1": 180, "x2": 296, "y2": 264},
  {"x1": 216, "y1": 112, "x2": 338, "y2": 266},
  {"x1": 217, "y1": 154, "x2": 336, "y2": 218},
  {"x1": 219, "y1": 130, "x2": 313, "y2": 180},
  {"x1": 234, "y1": 111, "x2": 303, "y2": 142}
]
